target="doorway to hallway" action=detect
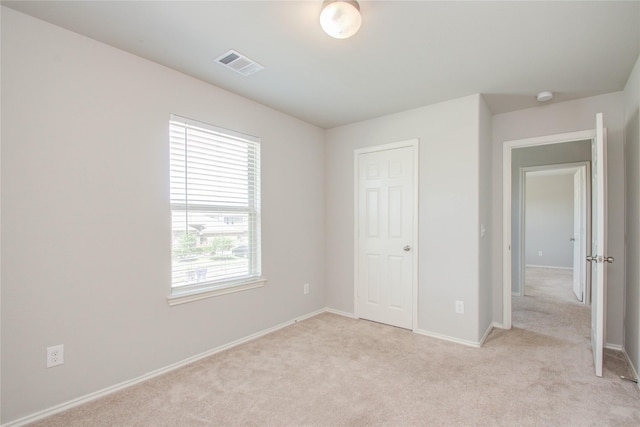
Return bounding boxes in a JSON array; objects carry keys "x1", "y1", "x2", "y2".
[
  {"x1": 521, "y1": 163, "x2": 590, "y2": 304},
  {"x1": 502, "y1": 117, "x2": 610, "y2": 376}
]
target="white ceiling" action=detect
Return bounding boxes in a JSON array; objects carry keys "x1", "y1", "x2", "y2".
[{"x1": 3, "y1": 0, "x2": 639, "y2": 129}]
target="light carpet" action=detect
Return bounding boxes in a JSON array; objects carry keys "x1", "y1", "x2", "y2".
[{"x1": 30, "y1": 268, "x2": 640, "y2": 426}]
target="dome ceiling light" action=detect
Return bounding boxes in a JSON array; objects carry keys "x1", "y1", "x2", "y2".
[
  {"x1": 537, "y1": 91, "x2": 554, "y2": 102},
  {"x1": 320, "y1": 0, "x2": 362, "y2": 39}
]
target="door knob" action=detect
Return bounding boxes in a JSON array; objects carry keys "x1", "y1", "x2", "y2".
[
  {"x1": 587, "y1": 255, "x2": 614, "y2": 263},
  {"x1": 570, "y1": 238, "x2": 576, "y2": 242},
  {"x1": 403, "y1": 245, "x2": 411, "y2": 252}
]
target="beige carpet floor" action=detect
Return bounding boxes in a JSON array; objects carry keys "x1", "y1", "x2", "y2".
[{"x1": 30, "y1": 268, "x2": 640, "y2": 426}]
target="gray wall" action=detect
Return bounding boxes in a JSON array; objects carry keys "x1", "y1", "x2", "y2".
[
  {"x1": 511, "y1": 142, "x2": 591, "y2": 293},
  {"x1": 624, "y1": 55, "x2": 640, "y2": 378},
  {"x1": 1, "y1": 8, "x2": 326, "y2": 423},
  {"x1": 524, "y1": 173, "x2": 574, "y2": 269},
  {"x1": 325, "y1": 94, "x2": 491, "y2": 345},
  {"x1": 493, "y1": 92, "x2": 626, "y2": 347},
  {"x1": 3, "y1": 4, "x2": 639, "y2": 424}
]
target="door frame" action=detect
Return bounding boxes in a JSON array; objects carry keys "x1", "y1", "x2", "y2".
[
  {"x1": 518, "y1": 162, "x2": 591, "y2": 300},
  {"x1": 502, "y1": 130, "x2": 595, "y2": 329},
  {"x1": 354, "y1": 139, "x2": 419, "y2": 331}
]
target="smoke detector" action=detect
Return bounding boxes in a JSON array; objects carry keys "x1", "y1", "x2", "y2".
[
  {"x1": 536, "y1": 91, "x2": 554, "y2": 102},
  {"x1": 215, "y1": 50, "x2": 264, "y2": 76}
]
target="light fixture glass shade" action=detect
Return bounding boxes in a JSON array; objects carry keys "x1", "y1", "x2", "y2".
[
  {"x1": 320, "y1": 0, "x2": 361, "y2": 39},
  {"x1": 536, "y1": 91, "x2": 554, "y2": 102}
]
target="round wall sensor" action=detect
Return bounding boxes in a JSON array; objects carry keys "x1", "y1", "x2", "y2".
[{"x1": 537, "y1": 91, "x2": 554, "y2": 102}]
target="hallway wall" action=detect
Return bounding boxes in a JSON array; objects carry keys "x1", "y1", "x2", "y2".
[{"x1": 525, "y1": 173, "x2": 575, "y2": 269}]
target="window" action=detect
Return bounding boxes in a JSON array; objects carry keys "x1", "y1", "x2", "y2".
[{"x1": 168, "y1": 115, "x2": 262, "y2": 303}]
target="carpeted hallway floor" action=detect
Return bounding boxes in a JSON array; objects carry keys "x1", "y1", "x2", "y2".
[{"x1": 30, "y1": 267, "x2": 640, "y2": 426}]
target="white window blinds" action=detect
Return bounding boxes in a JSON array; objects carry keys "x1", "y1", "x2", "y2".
[{"x1": 169, "y1": 115, "x2": 261, "y2": 293}]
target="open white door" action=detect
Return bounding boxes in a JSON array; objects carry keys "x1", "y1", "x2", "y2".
[
  {"x1": 355, "y1": 142, "x2": 417, "y2": 330},
  {"x1": 590, "y1": 113, "x2": 608, "y2": 377}
]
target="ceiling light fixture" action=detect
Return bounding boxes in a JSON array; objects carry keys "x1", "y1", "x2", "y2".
[
  {"x1": 536, "y1": 91, "x2": 554, "y2": 102},
  {"x1": 320, "y1": 0, "x2": 361, "y2": 39}
]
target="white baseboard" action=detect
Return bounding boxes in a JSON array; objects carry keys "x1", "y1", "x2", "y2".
[
  {"x1": 478, "y1": 325, "x2": 492, "y2": 347},
  {"x1": 329, "y1": 309, "x2": 492, "y2": 348},
  {"x1": 2, "y1": 308, "x2": 327, "y2": 427},
  {"x1": 605, "y1": 343, "x2": 623, "y2": 351},
  {"x1": 414, "y1": 322, "x2": 505, "y2": 348},
  {"x1": 414, "y1": 328, "x2": 482, "y2": 348},
  {"x1": 330, "y1": 309, "x2": 498, "y2": 348},
  {"x1": 324, "y1": 307, "x2": 357, "y2": 319},
  {"x1": 492, "y1": 322, "x2": 506, "y2": 329},
  {"x1": 293, "y1": 308, "x2": 327, "y2": 323}
]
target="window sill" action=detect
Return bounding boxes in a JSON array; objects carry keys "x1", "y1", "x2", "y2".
[{"x1": 167, "y1": 277, "x2": 266, "y2": 306}]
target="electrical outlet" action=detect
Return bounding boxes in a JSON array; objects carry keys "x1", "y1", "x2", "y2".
[
  {"x1": 47, "y1": 345, "x2": 64, "y2": 368},
  {"x1": 538, "y1": 251, "x2": 543, "y2": 257},
  {"x1": 455, "y1": 300, "x2": 464, "y2": 314},
  {"x1": 303, "y1": 283, "x2": 310, "y2": 295}
]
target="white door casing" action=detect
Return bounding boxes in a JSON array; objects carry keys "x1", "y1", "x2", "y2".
[
  {"x1": 354, "y1": 140, "x2": 418, "y2": 330},
  {"x1": 590, "y1": 113, "x2": 607, "y2": 377}
]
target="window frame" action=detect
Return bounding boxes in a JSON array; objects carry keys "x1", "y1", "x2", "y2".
[{"x1": 167, "y1": 115, "x2": 264, "y2": 305}]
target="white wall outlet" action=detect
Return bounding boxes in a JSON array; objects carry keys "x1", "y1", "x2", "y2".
[
  {"x1": 47, "y1": 344, "x2": 64, "y2": 368},
  {"x1": 538, "y1": 251, "x2": 543, "y2": 257},
  {"x1": 455, "y1": 300, "x2": 464, "y2": 314},
  {"x1": 303, "y1": 283, "x2": 310, "y2": 295}
]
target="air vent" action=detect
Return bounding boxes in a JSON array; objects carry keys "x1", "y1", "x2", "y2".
[{"x1": 215, "y1": 50, "x2": 264, "y2": 76}]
